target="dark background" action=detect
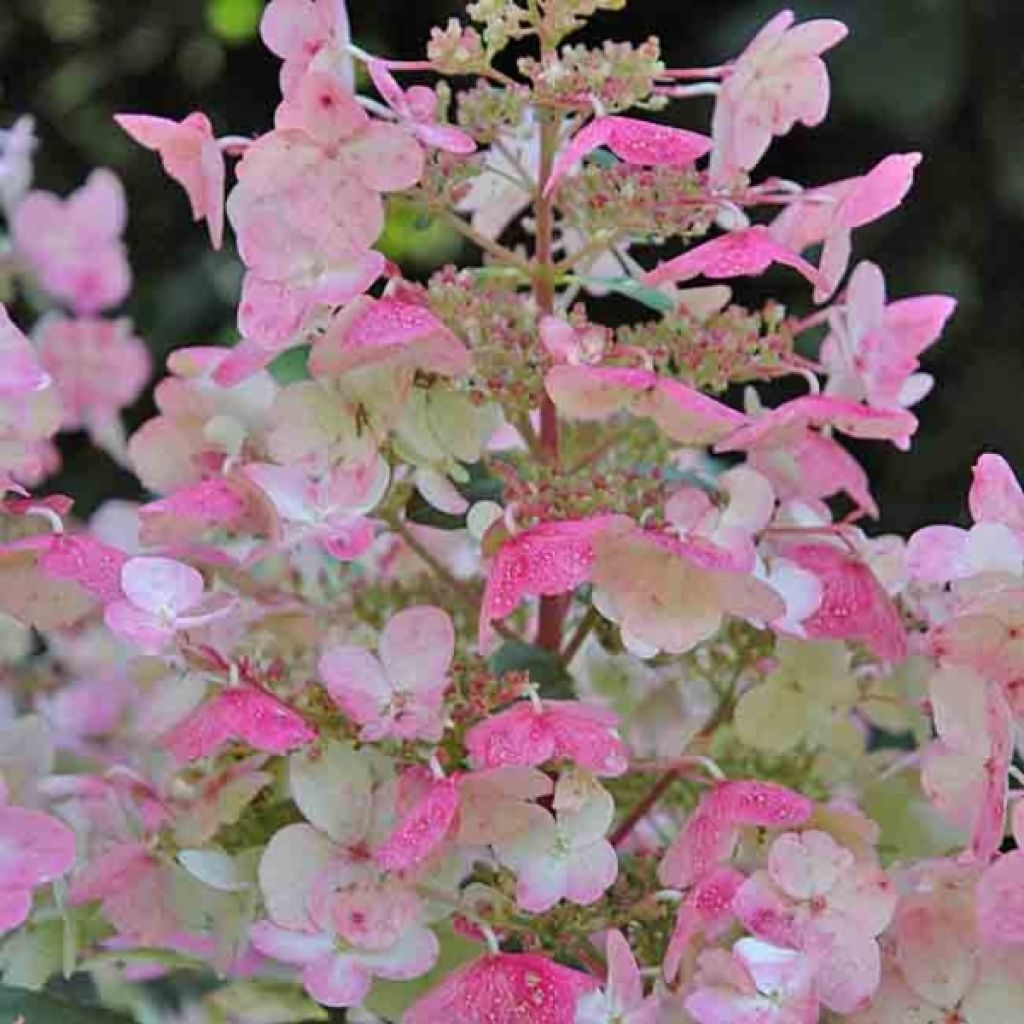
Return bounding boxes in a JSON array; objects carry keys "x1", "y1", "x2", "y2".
[{"x1": 1, "y1": 0, "x2": 1021, "y2": 534}]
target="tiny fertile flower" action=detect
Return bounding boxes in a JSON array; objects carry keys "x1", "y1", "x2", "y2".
[
  {"x1": 0, "y1": 794, "x2": 76, "y2": 935},
  {"x1": 319, "y1": 605, "x2": 454, "y2": 742},
  {"x1": 574, "y1": 930, "x2": 658, "y2": 1024},
  {"x1": 710, "y1": 10, "x2": 848, "y2": 184},
  {"x1": 686, "y1": 938, "x2": 819, "y2": 1024},
  {"x1": 404, "y1": 952, "x2": 597, "y2": 1024},
  {"x1": 495, "y1": 773, "x2": 618, "y2": 913},
  {"x1": 545, "y1": 115, "x2": 712, "y2": 197},
  {"x1": 116, "y1": 112, "x2": 226, "y2": 249},
  {"x1": 103, "y1": 556, "x2": 235, "y2": 654},
  {"x1": 12, "y1": 169, "x2": 131, "y2": 314},
  {"x1": 771, "y1": 153, "x2": 922, "y2": 302},
  {"x1": 367, "y1": 61, "x2": 476, "y2": 154}
]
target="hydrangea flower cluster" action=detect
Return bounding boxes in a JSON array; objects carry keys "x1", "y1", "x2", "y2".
[{"x1": 0, "y1": 2, "x2": 1021, "y2": 1022}]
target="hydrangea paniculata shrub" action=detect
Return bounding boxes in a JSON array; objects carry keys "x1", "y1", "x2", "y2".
[{"x1": 0, "y1": 2, "x2": 1021, "y2": 1022}]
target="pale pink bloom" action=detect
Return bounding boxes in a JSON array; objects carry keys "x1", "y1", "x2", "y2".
[
  {"x1": 35, "y1": 316, "x2": 150, "y2": 456},
  {"x1": 748, "y1": 421, "x2": 879, "y2": 518},
  {"x1": 659, "y1": 781, "x2": 813, "y2": 889},
  {"x1": 856, "y1": 870, "x2": 1024, "y2": 1024},
  {"x1": 374, "y1": 773, "x2": 459, "y2": 873},
  {"x1": 495, "y1": 779, "x2": 617, "y2": 913},
  {"x1": 908, "y1": 453, "x2": 1024, "y2": 584},
  {"x1": 12, "y1": 169, "x2": 131, "y2": 314},
  {"x1": 546, "y1": 115, "x2": 711, "y2": 198},
  {"x1": 250, "y1": 893, "x2": 437, "y2": 1008},
  {"x1": 685, "y1": 938, "x2": 819, "y2": 1024},
  {"x1": 138, "y1": 477, "x2": 258, "y2": 548},
  {"x1": 977, "y1": 845, "x2": 1024, "y2": 947},
  {"x1": 465, "y1": 699, "x2": 629, "y2": 778},
  {"x1": 770, "y1": 153, "x2": 922, "y2": 302},
  {"x1": 310, "y1": 295, "x2": 470, "y2": 380},
  {"x1": 971, "y1": 453, "x2": 1024, "y2": 539},
  {"x1": 920, "y1": 665, "x2": 1012, "y2": 863},
  {"x1": 0, "y1": 304, "x2": 50, "y2": 397},
  {"x1": 455, "y1": 765, "x2": 555, "y2": 847},
  {"x1": 665, "y1": 467, "x2": 775, "y2": 571},
  {"x1": 319, "y1": 605, "x2": 454, "y2": 743},
  {"x1": 575, "y1": 930, "x2": 658, "y2": 1024},
  {"x1": 68, "y1": 842, "x2": 181, "y2": 943},
  {"x1": 643, "y1": 226, "x2": 825, "y2": 291},
  {"x1": 246, "y1": 457, "x2": 389, "y2": 560},
  {"x1": 710, "y1": 10, "x2": 848, "y2": 184},
  {"x1": 162, "y1": 686, "x2": 316, "y2": 762},
  {"x1": 103, "y1": 556, "x2": 235, "y2": 654},
  {"x1": 663, "y1": 867, "x2": 746, "y2": 982},
  {"x1": 822, "y1": 261, "x2": 955, "y2": 411},
  {"x1": 226, "y1": 72, "x2": 421, "y2": 363},
  {"x1": 927, "y1": 588, "x2": 1024, "y2": 700},
  {"x1": 405, "y1": 952, "x2": 597, "y2": 1024},
  {"x1": 770, "y1": 541, "x2": 906, "y2": 663},
  {"x1": 545, "y1": 366, "x2": 746, "y2": 446},
  {"x1": 36, "y1": 531, "x2": 129, "y2": 605},
  {"x1": 478, "y1": 515, "x2": 631, "y2": 649},
  {"x1": 0, "y1": 116, "x2": 37, "y2": 209},
  {"x1": 591, "y1": 523, "x2": 785, "y2": 656},
  {"x1": 260, "y1": 0, "x2": 354, "y2": 95},
  {"x1": 229, "y1": 253, "x2": 385, "y2": 371},
  {"x1": 733, "y1": 830, "x2": 896, "y2": 1013},
  {"x1": 115, "y1": 112, "x2": 225, "y2": 248},
  {"x1": 539, "y1": 316, "x2": 608, "y2": 366},
  {"x1": 717, "y1": 393, "x2": 918, "y2": 453},
  {"x1": 0, "y1": 797, "x2": 76, "y2": 934},
  {"x1": 368, "y1": 61, "x2": 476, "y2": 154},
  {"x1": 128, "y1": 345, "x2": 277, "y2": 494}
]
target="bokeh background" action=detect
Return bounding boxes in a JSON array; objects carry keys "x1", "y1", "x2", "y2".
[{"x1": 1, "y1": 0, "x2": 1021, "y2": 533}]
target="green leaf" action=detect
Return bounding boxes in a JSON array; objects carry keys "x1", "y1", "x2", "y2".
[
  {"x1": 587, "y1": 277, "x2": 675, "y2": 313},
  {"x1": 489, "y1": 640, "x2": 572, "y2": 698},
  {"x1": 268, "y1": 345, "x2": 311, "y2": 386},
  {"x1": 0, "y1": 922, "x2": 63, "y2": 991},
  {"x1": 206, "y1": 979, "x2": 328, "y2": 1023},
  {"x1": 206, "y1": 0, "x2": 263, "y2": 44},
  {"x1": 0, "y1": 984, "x2": 135, "y2": 1024}
]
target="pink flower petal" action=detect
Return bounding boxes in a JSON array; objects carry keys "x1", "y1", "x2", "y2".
[
  {"x1": 374, "y1": 775, "x2": 459, "y2": 872},
  {"x1": 379, "y1": 605, "x2": 454, "y2": 694},
  {"x1": 546, "y1": 116, "x2": 711, "y2": 197},
  {"x1": 644, "y1": 226, "x2": 825, "y2": 290},
  {"x1": 0, "y1": 806, "x2": 76, "y2": 889},
  {"x1": 163, "y1": 687, "x2": 316, "y2": 762},
  {"x1": 404, "y1": 952, "x2": 597, "y2": 1024}
]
